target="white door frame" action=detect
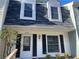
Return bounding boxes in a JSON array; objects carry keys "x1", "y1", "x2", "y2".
[{"x1": 20, "y1": 34, "x2": 33, "y2": 58}]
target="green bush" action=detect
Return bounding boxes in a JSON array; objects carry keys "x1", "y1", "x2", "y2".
[
  {"x1": 56, "y1": 53, "x2": 61, "y2": 59},
  {"x1": 46, "y1": 54, "x2": 51, "y2": 59}
]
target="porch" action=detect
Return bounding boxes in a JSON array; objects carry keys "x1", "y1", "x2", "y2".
[
  {"x1": 5, "y1": 49, "x2": 73, "y2": 59},
  {"x1": 5, "y1": 49, "x2": 74, "y2": 59},
  {"x1": 4, "y1": 25, "x2": 76, "y2": 59}
]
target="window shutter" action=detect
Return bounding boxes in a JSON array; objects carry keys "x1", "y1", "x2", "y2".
[
  {"x1": 16, "y1": 34, "x2": 21, "y2": 58},
  {"x1": 42, "y1": 34, "x2": 47, "y2": 54},
  {"x1": 60, "y1": 35, "x2": 65, "y2": 53},
  {"x1": 33, "y1": 34, "x2": 37, "y2": 56}
]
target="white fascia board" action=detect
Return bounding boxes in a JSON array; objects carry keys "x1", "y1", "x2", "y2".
[{"x1": 3, "y1": 25, "x2": 74, "y2": 32}]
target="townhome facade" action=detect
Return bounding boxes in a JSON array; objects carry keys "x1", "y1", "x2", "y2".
[{"x1": 0, "y1": 0, "x2": 79, "y2": 59}]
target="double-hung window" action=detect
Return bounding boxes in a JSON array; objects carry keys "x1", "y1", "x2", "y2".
[
  {"x1": 23, "y1": 36, "x2": 31, "y2": 51},
  {"x1": 49, "y1": 6, "x2": 62, "y2": 22},
  {"x1": 20, "y1": 2, "x2": 35, "y2": 20},
  {"x1": 47, "y1": 36, "x2": 59, "y2": 52},
  {"x1": 51, "y1": 7, "x2": 58, "y2": 19},
  {"x1": 24, "y1": 4, "x2": 32, "y2": 17}
]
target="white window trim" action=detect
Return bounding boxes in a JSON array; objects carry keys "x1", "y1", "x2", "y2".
[
  {"x1": 20, "y1": 2, "x2": 36, "y2": 20},
  {"x1": 48, "y1": 5, "x2": 62, "y2": 22},
  {"x1": 46, "y1": 35, "x2": 62, "y2": 54}
]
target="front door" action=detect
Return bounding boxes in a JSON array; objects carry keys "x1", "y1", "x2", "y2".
[{"x1": 20, "y1": 35, "x2": 32, "y2": 59}]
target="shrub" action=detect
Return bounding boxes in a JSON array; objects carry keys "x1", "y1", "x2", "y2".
[
  {"x1": 56, "y1": 53, "x2": 61, "y2": 59},
  {"x1": 64, "y1": 52, "x2": 69, "y2": 59},
  {"x1": 46, "y1": 54, "x2": 51, "y2": 59}
]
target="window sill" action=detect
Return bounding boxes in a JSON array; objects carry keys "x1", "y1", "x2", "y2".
[
  {"x1": 20, "y1": 16, "x2": 35, "y2": 20},
  {"x1": 49, "y1": 19, "x2": 62, "y2": 22}
]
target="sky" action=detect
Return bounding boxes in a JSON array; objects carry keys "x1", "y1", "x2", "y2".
[{"x1": 60, "y1": 0, "x2": 79, "y2": 5}]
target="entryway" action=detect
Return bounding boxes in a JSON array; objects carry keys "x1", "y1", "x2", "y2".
[
  {"x1": 20, "y1": 34, "x2": 32, "y2": 59},
  {"x1": 20, "y1": 34, "x2": 37, "y2": 59},
  {"x1": 19, "y1": 34, "x2": 65, "y2": 59},
  {"x1": 16, "y1": 32, "x2": 71, "y2": 59}
]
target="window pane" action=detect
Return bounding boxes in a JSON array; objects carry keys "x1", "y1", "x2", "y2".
[
  {"x1": 23, "y1": 36, "x2": 30, "y2": 51},
  {"x1": 48, "y1": 45, "x2": 59, "y2": 52},
  {"x1": 48, "y1": 36, "x2": 58, "y2": 44},
  {"x1": 24, "y1": 4, "x2": 32, "y2": 17},
  {"x1": 51, "y1": 7, "x2": 58, "y2": 19},
  {"x1": 47, "y1": 36, "x2": 59, "y2": 52}
]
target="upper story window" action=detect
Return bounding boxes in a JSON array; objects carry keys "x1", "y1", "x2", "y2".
[
  {"x1": 48, "y1": 6, "x2": 62, "y2": 22},
  {"x1": 24, "y1": 4, "x2": 32, "y2": 17},
  {"x1": 20, "y1": 2, "x2": 36, "y2": 20},
  {"x1": 51, "y1": 7, "x2": 58, "y2": 19}
]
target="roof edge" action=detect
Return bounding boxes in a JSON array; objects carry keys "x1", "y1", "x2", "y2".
[{"x1": 63, "y1": 1, "x2": 79, "y2": 7}]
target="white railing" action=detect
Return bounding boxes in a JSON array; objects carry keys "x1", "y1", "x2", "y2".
[{"x1": 5, "y1": 49, "x2": 17, "y2": 59}]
